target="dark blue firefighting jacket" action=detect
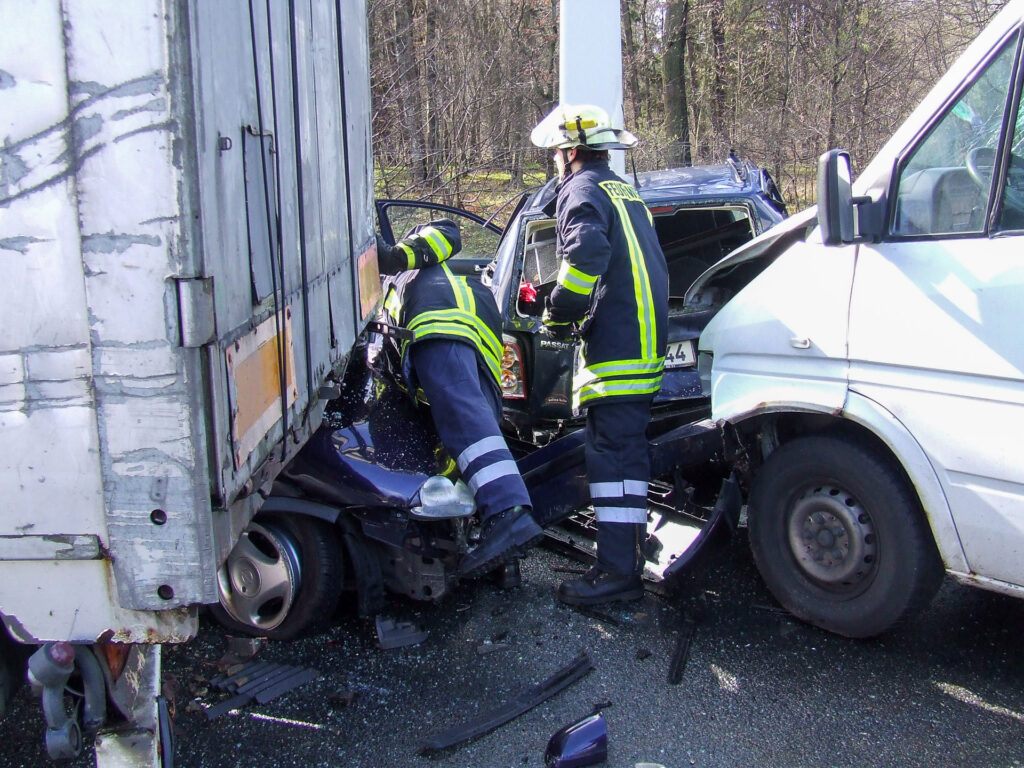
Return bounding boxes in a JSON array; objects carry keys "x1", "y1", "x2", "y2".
[
  {"x1": 379, "y1": 220, "x2": 504, "y2": 398},
  {"x1": 546, "y1": 162, "x2": 668, "y2": 408}
]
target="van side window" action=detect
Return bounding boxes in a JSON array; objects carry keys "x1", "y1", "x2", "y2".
[
  {"x1": 892, "y1": 33, "x2": 1019, "y2": 237},
  {"x1": 994, "y1": 81, "x2": 1024, "y2": 231}
]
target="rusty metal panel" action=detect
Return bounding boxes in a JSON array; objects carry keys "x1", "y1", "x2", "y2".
[
  {"x1": 0, "y1": 560, "x2": 197, "y2": 644},
  {"x1": 225, "y1": 310, "x2": 298, "y2": 468}
]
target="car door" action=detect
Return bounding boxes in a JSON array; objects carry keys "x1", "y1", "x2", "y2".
[
  {"x1": 375, "y1": 200, "x2": 501, "y2": 277},
  {"x1": 847, "y1": 28, "x2": 1024, "y2": 586}
]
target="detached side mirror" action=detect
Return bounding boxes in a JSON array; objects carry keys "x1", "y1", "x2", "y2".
[{"x1": 817, "y1": 149, "x2": 881, "y2": 245}]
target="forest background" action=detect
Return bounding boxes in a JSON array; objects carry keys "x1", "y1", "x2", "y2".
[{"x1": 370, "y1": 0, "x2": 1010, "y2": 220}]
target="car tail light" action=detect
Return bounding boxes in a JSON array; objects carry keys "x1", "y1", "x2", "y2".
[{"x1": 501, "y1": 335, "x2": 526, "y2": 399}]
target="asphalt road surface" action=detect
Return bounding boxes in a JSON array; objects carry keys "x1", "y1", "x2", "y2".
[{"x1": 4, "y1": 529, "x2": 1024, "y2": 768}]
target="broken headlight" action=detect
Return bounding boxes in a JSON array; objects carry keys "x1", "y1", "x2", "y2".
[
  {"x1": 410, "y1": 475, "x2": 475, "y2": 520},
  {"x1": 501, "y1": 334, "x2": 526, "y2": 399}
]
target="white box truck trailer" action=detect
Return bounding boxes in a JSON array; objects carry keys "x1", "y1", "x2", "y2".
[{"x1": 0, "y1": 0, "x2": 378, "y2": 762}]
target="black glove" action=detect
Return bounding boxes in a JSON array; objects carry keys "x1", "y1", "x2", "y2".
[
  {"x1": 376, "y1": 233, "x2": 406, "y2": 275},
  {"x1": 540, "y1": 297, "x2": 577, "y2": 340}
]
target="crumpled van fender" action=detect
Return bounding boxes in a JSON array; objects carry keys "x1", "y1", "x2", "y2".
[
  {"x1": 841, "y1": 389, "x2": 967, "y2": 573},
  {"x1": 722, "y1": 390, "x2": 968, "y2": 575}
]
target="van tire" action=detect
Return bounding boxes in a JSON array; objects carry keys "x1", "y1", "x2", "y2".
[
  {"x1": 747, "y1": 435, "x2": 943, "y2": 638},
  {"x1": 212, "y1": 513, "x2": 343, "y2": 640}
]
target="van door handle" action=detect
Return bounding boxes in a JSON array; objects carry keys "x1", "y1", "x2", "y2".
[{"x1": 790, "y1": 337, "x2": 811, "y2": 349}]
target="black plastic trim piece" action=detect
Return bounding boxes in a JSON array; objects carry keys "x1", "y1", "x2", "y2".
[{"x1": 418, "y1": 652, "x2": 594, "y2": 754}]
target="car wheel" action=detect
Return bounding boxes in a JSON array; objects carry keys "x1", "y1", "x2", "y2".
[
  {"x1": 747, "y1": 435, "x2": 943, "y2": 638},
  {"x1": 212, "y1": 513, "x2": 343, "y2": 640}
]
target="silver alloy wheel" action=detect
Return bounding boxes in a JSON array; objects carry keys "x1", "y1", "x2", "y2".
[
  {"x1": 786, "y1": 484, "x2": 877, "y2": 590},
  {"x1": 217, "y1": 521, "x2": 302, "y2": 631}
]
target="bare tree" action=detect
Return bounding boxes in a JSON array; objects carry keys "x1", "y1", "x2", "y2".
[{"x1": 369, "y1": 0, "x2": 1010, "y2": 212}]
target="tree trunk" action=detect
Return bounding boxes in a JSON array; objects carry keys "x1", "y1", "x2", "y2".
[
  {"x1": 393, "y1": 0, "x2": 428, "y2": 184},
  {"x1": 622, "y1": 0, "x2": 644, "y2": 123},
  {"x1": 662, "y1": 0, "x2": 691, "y2": 166},
  {"x1": 708, "y1": 0, "x2": 729, "y2": 157}
]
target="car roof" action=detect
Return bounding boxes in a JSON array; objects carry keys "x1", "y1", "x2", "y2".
[
  {"x1": 636, "y1": 162, "x2": 765, "y2": 201},
  {"x1": 525, "y1": 161, "x2": 785, "y2": 221}
]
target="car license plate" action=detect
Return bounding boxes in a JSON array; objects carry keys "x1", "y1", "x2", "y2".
[{"x1": 664, "y1": 339, "x2": 696, "y2": 368}]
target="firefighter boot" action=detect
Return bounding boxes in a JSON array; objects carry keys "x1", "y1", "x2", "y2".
[
  {"x1": 459, "y1": 506, "x2": 543, "y2": 578},
  {"x1": 557, "y1": 522, "x2": 645, "y2": 605}
]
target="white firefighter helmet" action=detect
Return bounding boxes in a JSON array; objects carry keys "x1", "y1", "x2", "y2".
[{"x1": 530, "y1": 104, "x2": 637, "y2": 151}]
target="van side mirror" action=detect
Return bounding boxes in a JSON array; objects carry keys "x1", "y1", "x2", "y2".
[{"x1": 817, "y1": 149, "x2": 881, "y2": 245}]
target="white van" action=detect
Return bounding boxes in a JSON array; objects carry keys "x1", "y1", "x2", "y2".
[{"x1": 689, "y1": 0, "x2": 1024, "y2": 637}]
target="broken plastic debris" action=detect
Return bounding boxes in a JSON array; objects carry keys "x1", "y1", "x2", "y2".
[
  {"x1": 375, "y1": 616, "x2": 428, "y2": 649},
  {"x1": 418, "y1": 652, "x2": 594, "y2": 754},
  {"x1": 544, "y1": 712, "x2": 608, "y2": 768},
  {"x1": 667, "y1": 617, "x2": 697, "y2": 685},
  {"x1": 217, "y1": 635, "x2": 266, "y2": 667},
  {"x1": 204, "y1": 661, "x2": 319, "y2": 720}
]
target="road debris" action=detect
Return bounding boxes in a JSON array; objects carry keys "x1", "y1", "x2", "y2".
[
  {"x1": 544, "y1": 710, "x2": 607, "y2": 768},
  {"x1": 375, "y1": 616, "x2": 429, "y2": 649},
  {"x1": 667, "y1": 617, "x2": 697, "y2": 685},
  {"x1": 418, "y1": 652, "x2": 595, "y2": 755},
  {"x1": 204, "y1": 661, "x2": 319, "y2": 720},
  {"x1": 216, "y1": 636, "x2": 267, "y2": 667},
  {"x1": 476, "y1": 631, "x2": 511, "y2": 656}
]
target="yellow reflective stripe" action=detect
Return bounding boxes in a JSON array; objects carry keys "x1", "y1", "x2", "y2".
[
  {"x1": 397, "y1": 242, "x2": 416, "y2": 270},
  {"x1": 575, "y1": 377, "x2": 664, "y2": 406},
  {"x1": 383, "y1": 285, "x2": 403, "y2": 318},
  {"x1": 557, "y1": 261, "x2": 598, "y2": 295},
  {"x1": 577, "y1": 369, "x2": 664, "y2": 388},
  {"x1": 583, "y1": 357, "x2": 665, "y2": 376},
  {"x1": 408, "y1": 322, "x2": 501, "y2": 383},
  {"x1": 600, "y1": 180, "x2": 656, "y2": 360},
  {"x1": 407, "y1": 309, "x2": 503, "y2": 361},
  {"x1": 415, "y1": 226, "x2": 454, "y2": 262},
  {"x1": 441, "y1": 262, "x2": 476, "y2": 316}
]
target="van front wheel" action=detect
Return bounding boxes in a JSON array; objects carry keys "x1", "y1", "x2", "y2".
[{"x1": 747, "y1": 435, "x2": 942, "y2": 638}]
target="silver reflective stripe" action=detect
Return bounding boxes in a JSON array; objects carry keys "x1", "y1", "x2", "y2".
[
  {"x1": 589, "y1": 481, "x2": 623, "y2": 499},
  {"x1": 590, "y1": 480, "x2": 648, "y2": 499},
  {"x1": 457, "y1": 435, "x2": 508, "y2": 473},
  {"x1": 623, "y1": 480, "x2": 648, "y2": 496},
  {"x1": 594, "y1": 506, "x2": 648, "y2": 524},
  {"x1": 468, "y1": 459, "x2": 520, "y2": 493}
]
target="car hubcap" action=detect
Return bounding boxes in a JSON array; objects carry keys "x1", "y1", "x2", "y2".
[
  {"x1": 786, "y1": 484, "x2": 877, "y2": 590},
  {"x1": 217, "y1": 522, "x2": 301, "y2": 631}
]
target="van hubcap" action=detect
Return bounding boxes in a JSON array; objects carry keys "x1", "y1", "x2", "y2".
[{"x1": 787, "y1": 484, "x2": 877, "y2": 590}]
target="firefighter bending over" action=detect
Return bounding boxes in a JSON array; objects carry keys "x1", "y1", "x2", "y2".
[{"x1": 376, "y1": 219, "x2": 543, "y2": 577}]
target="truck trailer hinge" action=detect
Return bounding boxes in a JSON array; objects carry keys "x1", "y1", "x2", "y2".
[{"x1": 175, "y1": 277, "x2": 216, "y2": 348}]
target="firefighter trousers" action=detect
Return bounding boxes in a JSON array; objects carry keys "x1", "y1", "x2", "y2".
[
  {"x1": 409, "y1": 339, "x2": 531, "y2": 522},
  {"x1": 585, "y1": 399, "x2": 652, "y2": 575}
]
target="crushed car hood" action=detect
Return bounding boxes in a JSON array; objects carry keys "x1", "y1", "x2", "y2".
[{"x1": 684, "y1": 206, "x2": 818, "y2": 309}]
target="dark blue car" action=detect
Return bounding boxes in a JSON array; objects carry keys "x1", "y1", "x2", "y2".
[
  {"x1": 212, "y1": 161, "x2": 788, "y2": 639},
  {"x1": 377, "y1": 159, "x2": 787, "y2": 440}
]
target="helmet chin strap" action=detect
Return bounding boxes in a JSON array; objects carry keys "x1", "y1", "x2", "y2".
[{"x1": 555, "y1": 146, "x2": 578, "y2": 180}]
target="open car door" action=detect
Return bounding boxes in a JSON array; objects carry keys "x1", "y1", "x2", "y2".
[{"x1": 375, "y1": 200, "x2": 502, "y2": 278}]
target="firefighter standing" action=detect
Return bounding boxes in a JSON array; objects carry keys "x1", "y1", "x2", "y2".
[
  {"x1": 376, "y1": 219, "x2": 543, "y2": 577},
  {"x1": 530, "y1": 104, "x2": 668, "y2": 605}
]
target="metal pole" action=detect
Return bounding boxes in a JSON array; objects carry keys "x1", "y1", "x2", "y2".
[{"x1": 559, "y1": 0, "x2": 626, "y2": 177}]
